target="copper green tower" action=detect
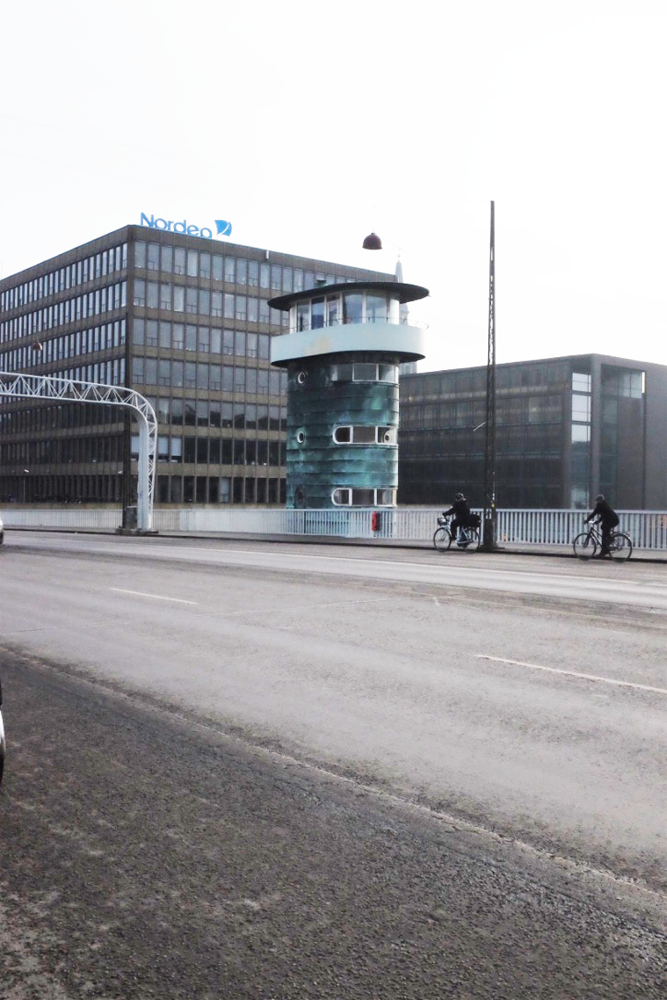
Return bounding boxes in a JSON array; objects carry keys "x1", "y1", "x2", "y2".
[{"x1": 269, "y1": 280, "x2": 428, "y2": 509}]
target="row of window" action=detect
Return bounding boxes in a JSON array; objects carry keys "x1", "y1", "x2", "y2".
[
  {"x1": 297, "y1": 363, "x2": 398, "y2": 385},
  {"x1": 310, "y1": 426, "x2": 397, "y2": 445},
  {"x1": 402, "y1": 395, "x2": 564, "y2": 430},
  {"x1": 144, "y1": 397, "x2": 286, "y2": 431},
  {"x1": 131, "y1": 357, "x2": 287, "y2": 395},
  {"x1": 131, "y1": 435, "x2": 286, "y2": 466},
  {"x1": 0, "y1": 281, "x2": 127, "y2": 343},
  {"x1": 0, "y1": 403, "x2": 122, "y2": 434},
  {"x1": 292, "y1": 291, "x2": 400, "y2": 332},
  {"x1": 133, "y1": 280, "x2": 288, "y2": 326},
  {"x1": 5, "y1": 360, "x2": 128, "y2": 390},
  {"x1": 400, "y1": 425, "x2": 564, "y2": 454},
  {"x1": 0, "y1": 244, "x2": 128, "y2": 313},
  {"x1": 2, "y1": 433, "x2": 288, "y2": 470},
  {"x1": 331, "y1": 488, "x2": 395, "y2": 506},
  {"x1": 134, "y1": 319, "x2": 272, "y2": 360},
  {"x1": 0, "y1": 474, "x2": 287, "y2": 506},
  {"x1": 154, "y1": 475, "x2": 286, "y2": 505},
  {"x1": 135, "y1": 240, "x2": 357, "y2": 293},
  {"x1": 404, "y1": 363, "x2": 573, "y2": 400},
  {"x1": 1, "y1": 436, "x2": 123, "y2": 466},
  {"x1": 0, "y1": 320, "x2": 126, "y2": 373}
]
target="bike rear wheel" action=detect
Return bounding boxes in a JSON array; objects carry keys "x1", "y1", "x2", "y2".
[
  {"x1": 608, "y1": 532, "x2": 632, "y2": 560},
  {"x1": 433, "y1": 528, "x2": 452, "y2": 552},
  {"x1": 459, "y1": 528, "x2": 480, "y2": 551},
  {"x1": 573, "y1": 532, "x2": 597, "y2": 559}
]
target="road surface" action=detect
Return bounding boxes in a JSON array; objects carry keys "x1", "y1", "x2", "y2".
[{"x1": 1, "y1": 533, "x2": 665, "y2": 997}]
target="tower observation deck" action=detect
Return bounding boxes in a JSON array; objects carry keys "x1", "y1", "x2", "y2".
[{"x1": 269, "y1": 280, "x2": 429, "y2": 509}]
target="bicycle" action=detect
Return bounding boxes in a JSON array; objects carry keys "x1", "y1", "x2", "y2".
[
  {"x1": 433, "y1": 514, "x2": 481, "y2": 552},
  {"x1": 572, "y1": 521, "x2": 633, "y2": 561}
]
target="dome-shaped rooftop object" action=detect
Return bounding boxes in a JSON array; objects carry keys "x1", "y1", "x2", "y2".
[{"x1": 362, "y1": 232, "x2": 383, "y2": 250}]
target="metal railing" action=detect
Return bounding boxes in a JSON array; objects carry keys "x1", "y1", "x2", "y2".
[{"x1": 2, "y1": 506, "x2": 666, "y2": 550}]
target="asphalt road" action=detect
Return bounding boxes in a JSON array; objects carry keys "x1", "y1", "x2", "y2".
[{"x1": 1, "y1": 534, "x2": 666, "y2": 997}]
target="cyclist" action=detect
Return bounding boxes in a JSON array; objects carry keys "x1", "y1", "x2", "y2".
[
  {"x1": 443, "y1": 493, "x2": 472, "y2": 545},
  {"x1": 585, "y1": 494, "x2": 619, "y2": 558}
]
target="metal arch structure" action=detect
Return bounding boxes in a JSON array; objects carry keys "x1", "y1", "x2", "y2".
[{"x1": 0, "y1": 372, "x2": 157, "y2": 531}]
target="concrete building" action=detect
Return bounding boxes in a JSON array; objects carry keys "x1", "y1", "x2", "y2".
[
  {"x1": 399, "y1": 354, "x2": 667, "y2": 510},
  {"x1": 268, "y1": 280, "x2": 428, "y2": 508},
  {"x1": 0, "y1": 225, "x2": 392, "y2": 506}
]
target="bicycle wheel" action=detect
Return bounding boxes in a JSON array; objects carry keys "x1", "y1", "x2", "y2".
[
  {"x1": 433, "y1": 528, "x2": 452, "y2": 552},
  {"x1": 608, "y1": 533, "x2": 632, "y2": 560},
  {"x1": 461, "y1": 528, "x2": 480, "y2": 551},
  {"x1": 573, "y1": 532, "x2": 597, "y2": 559}
]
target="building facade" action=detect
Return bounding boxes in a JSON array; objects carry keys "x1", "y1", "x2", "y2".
[
  {"x1": 399, "y1": 354, "x2": 667, "y2": 510},
  {"x1": 0, "y1": 226, "x2": 392, "y2": 506},
  {"x1": 268, "y1": 280, "x2": 428, "y2": 508}
]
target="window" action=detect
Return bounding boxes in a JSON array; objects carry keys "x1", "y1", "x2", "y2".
[
  {"x1": 343, "y1": 293, "x2": 363, "y2": 324},
  {"x1": 571, "y1": 393, "x2": 591, "y2": 421},
  {"x1": 311, "y1": 297, "x2": 324, "y2": 329},
  {"x1": 332, "y1": 487, "x2": 395, "y2": 506},
  {"x1": 333, "y1": 426, "x2": 396, "y2": 444},
  {"x1": 572, "y1": 372, "x2": 591, "y2": 392},
  {"x1": 366, "y1": 294, "x2": 387, "y2": 323},
  {"x1": 147, "y1": 244, "x2": 160, "y2": 270},
  {"x1": 133, "y1": 279, "x2": 146, "y2": 307},
  {"x1": 571, "y1": 424, "x2": 590, "y2": 442},
  {"x1": 353, "y1": 363, "x2": 377, "y2": 381}
]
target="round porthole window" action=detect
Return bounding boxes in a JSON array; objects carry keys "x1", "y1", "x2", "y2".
[
  {"x1": 296, "y1": 430, "x2": 305, "y2": 444},
  {"x1": 297, "y1": 371, "x2": 307, "y2": 385}
]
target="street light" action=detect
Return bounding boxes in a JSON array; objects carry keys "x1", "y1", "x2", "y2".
[{"x1": 362, "y1": 232, "x2": 383, "y2": 250}]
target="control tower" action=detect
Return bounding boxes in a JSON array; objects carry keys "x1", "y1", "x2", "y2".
[{"x1": 269, "y1": 280, "x2": 428, "y2": 509}]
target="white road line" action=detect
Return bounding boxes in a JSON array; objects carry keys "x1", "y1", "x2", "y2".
[
  {"x1": 476, "y1": 654, "x2": 667, "y2": 695},
  {"x1": 109, "y1": 588, "x2": 197, "y2": 605}
]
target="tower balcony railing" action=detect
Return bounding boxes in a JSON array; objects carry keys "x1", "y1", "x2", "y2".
[{"x1": 290, "y1": 316, "x2": 429, "y2": 334}]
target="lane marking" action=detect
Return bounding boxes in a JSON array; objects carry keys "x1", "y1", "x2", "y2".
[
  {"x1": 477, "y1": 654, "x2": 667, "y2": 696},
  {"x1": 109, "y1": 588, "x2": 197, "y2": 605}
]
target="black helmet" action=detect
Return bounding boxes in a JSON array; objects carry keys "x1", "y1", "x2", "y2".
[
  {"x1": 595, "y1": 494, "x2": 605, "y2": 501},
  {"x1": 455, "y1": 493, "x2": 465, "y2": 500}
]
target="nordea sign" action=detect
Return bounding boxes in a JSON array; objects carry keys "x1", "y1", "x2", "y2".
[{"x1": 140, "y1": 213, "x2": 232, "y2": 240}]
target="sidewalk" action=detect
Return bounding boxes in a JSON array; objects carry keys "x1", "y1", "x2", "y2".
[{"x1": 10, "y1": 525, "x2": 665, "y2": 563}]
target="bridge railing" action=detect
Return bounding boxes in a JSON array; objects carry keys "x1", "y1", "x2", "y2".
[
  {"x1": 2, "y1": 506, "x2": 666, "y2": 549},
  {"x1": 0, "y1": 504, "x2": 667, "y2": 550}
]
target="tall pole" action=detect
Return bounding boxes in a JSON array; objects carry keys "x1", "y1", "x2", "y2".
[{"x1": 482, "y1": 201, "x2": 497, "y2": 549}]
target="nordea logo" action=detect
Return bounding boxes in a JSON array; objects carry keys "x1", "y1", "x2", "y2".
[{"x1": 140, "y1": 213, "x2": 232, "y2": 240}]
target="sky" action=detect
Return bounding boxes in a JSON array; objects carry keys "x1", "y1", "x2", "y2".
[{"x1": 1, "y1": 0, "x2": 666, "y2": 373}]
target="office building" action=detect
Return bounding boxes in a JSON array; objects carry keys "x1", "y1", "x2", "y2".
[
  {"x1": 399, "y1": 354, "x2": 667, "y2": 509},
  {"x1": 0, "y1": 225, "x2": 392, "y2": 506}
]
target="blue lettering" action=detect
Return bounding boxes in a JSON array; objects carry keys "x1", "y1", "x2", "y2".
[{"x1": 140, "y1": 213, "x2": 220, "y2": 240}]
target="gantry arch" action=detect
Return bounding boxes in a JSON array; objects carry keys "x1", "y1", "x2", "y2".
[{"x1": 0, "y1": 372, "x2": 157, "y2": 531}]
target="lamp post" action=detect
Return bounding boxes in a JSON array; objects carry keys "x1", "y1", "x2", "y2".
[{"x1": 481, "y1": 201, "x2": 498, "y2": 550}]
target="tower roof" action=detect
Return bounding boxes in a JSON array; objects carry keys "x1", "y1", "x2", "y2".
[{"x1": 268, "y1": 280, "x2": 429, "y2": 311}]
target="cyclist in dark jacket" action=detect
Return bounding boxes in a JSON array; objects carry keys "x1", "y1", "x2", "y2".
[
  {"x1": 443, "y1": 493, "x2": 471, "y2": 543},
  {"x1": 585, "y1": 495, "x2": 619, "y2": 557}
]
